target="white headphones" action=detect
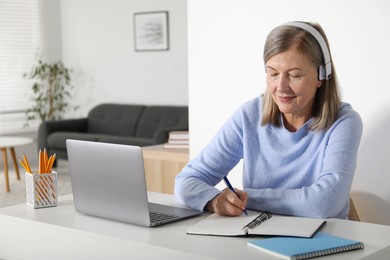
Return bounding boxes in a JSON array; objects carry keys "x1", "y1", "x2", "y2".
[{"x1": 283, "y1": 22, "x2": 332, "y2": 80}]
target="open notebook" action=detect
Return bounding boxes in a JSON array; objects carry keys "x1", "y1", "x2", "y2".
[{"x1": 187, "y1": 210, "x2": 325, "y2": 238}]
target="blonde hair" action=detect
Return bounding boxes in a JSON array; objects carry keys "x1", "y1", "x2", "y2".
[{"x1": 261, "y1": 22, "x2": 341, "y2": 131}]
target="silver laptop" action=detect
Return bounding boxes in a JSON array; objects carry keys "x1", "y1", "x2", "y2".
[{"x1": 66, "y1": 139, "x2": 202, "y2": 227}]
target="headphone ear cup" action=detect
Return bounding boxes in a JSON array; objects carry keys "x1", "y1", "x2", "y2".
[{"x1": 318, "y1": 65, "x2": 326, "y2": 81}]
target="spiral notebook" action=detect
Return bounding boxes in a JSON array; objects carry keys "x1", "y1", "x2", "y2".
[
  {"x1": 187, "y1": 210, "x2": 325, "y2": 238},
  {"x1": 247, "y1": 232, "x2": 364, "y2": 259}
]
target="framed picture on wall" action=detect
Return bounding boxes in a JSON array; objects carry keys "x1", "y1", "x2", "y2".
[{"x1": 133, "y1": 11, "x2": 169, "y2": 51}]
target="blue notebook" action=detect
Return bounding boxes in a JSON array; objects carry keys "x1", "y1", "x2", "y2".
[{"x1": 247, "y1": 232, "x2": 364, "y2": 260}]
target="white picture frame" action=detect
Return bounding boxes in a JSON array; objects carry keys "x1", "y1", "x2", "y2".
[{"x1": 134, "y1": 11, "x2": 169, "y2": 51}]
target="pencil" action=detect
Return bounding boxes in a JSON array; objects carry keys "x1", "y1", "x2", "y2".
[
  {"x1": 45, "y1": 154, "x2": 56, "y2": 173},
  {"x1": 38, "y1": 149, "x2": 42, "y2": 174},
  {"x1": 18, "y1": 158, "x2": 29, "y2": 173},
  {"x1": 23, "y1": 153, "x2": 32, "y2": 173},
  {"x1": 49, "y1": 153, "x2": 56, "y2": 172},
  {"x1": 43, "y1": 148, "x2": 48, "y2": 170},
  {"x1": 44, "y1": 156, "x2": 51, "y2": 173}
]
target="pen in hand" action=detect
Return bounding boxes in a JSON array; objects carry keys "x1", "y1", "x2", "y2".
[{"x1": 223, "y1": 176, "x2": 248, "y2": 215}]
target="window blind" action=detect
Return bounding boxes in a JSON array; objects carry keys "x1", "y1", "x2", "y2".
[{"x1": 0, "y1": 0, "x2": 44, "y2": 134}]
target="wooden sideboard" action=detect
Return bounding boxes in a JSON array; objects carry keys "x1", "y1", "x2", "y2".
[{"x1": 142, "y1": 145, "x2": 189, "y2": 194}]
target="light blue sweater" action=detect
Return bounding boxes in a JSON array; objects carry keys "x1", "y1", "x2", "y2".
[{"x1": 175, "y1": 97, "x2": 363, "y2": 219}]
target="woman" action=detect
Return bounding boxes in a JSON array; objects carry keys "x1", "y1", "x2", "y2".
[{"x1": 175, "y1": 21, "x2": 363, "y2": 219}]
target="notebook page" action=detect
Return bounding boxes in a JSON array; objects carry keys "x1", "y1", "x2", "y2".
[
  {"x1": 187, "y1": 210, "x2": 260, "y2": 236},
  {"x1": 249, "y1": 215, "x2": 325, "y2": 238}
]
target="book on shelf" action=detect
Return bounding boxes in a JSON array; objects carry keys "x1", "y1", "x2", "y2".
[
  {"x1": 168, "y1": 131, "x2": 189, "y2": 140},
  {"x1": 167, "y1": 139, "x2": 189, "y2": 145},
  {"x1": 247, "y1": 231, "x2": 364, "y2": 260},
  {"x1": 187, "y1": 210, "x2": 325, "y2": 238},
  {"x1": 164, "y1": 131, "x2": 189, "y2": 149}
]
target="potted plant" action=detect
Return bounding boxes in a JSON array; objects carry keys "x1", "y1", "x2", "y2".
[{"x1": 23, "y1": 56, "x2": 77, "y2": 126}]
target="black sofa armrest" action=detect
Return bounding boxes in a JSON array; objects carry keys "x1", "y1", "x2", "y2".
[
  {"x1": 37, "y1": 118, "x2": 88, "y2": 150},
  {"x1": 153, "y1": 126, "x2": 189, "y2": 144}
]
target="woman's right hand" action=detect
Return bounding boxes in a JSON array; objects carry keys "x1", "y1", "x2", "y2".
[{"x1": 205, "y1": 188, "x2": 248, "y2": 216}]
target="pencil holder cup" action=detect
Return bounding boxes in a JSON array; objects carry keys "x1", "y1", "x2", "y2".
[{"x1": 25, "y1": 171, "x2": 58, "y2": 208}]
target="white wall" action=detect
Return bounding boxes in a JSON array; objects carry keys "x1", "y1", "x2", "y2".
[
  {"x1": 41, "y1": 0, "x2": 62, "y2": 62},
  {"x1": 188, "y1": 0, "x2": 390, "y2": 225},
  {"x1": 60, "y1": 0, "x2": 188, "y2": 118},
  {"x1": 0, "y1": 0, "x2": 187, "y2": 167}
]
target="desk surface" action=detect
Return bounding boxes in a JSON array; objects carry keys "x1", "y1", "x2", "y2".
[{"x1": 1, "y1": 192, "x2": 390, "y2": 259}]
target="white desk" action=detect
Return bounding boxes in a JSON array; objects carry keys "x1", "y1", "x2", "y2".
[{"x1": 0, "y1": 193, "x2": 390, "y2": 259}]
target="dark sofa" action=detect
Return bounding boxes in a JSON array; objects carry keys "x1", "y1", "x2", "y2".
[{"x1": 37, "y1": 103, "x2": 188, "y2": 160}]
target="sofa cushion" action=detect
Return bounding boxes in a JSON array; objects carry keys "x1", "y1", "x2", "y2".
[
  {"x1": 87, "y1": 104, "x2": 145, "y2": 137},
  {"x1": 48, "y1": 132, "x2": 103, "y2": 150},
  {"x1": 135, "y1": 106, "x2": 188, "y2": 138}
]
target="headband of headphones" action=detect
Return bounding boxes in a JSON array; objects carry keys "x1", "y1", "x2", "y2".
[{"x1": 283, "y1": 22, "x2": 332, "y2": 80}]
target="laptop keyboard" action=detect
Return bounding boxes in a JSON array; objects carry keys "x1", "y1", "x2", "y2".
[{"x1": 149, "y1": 211, "x2": 178, "y2": 223}]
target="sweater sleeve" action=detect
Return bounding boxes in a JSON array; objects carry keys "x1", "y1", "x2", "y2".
[
  {"x1": 245, "y1": 109, "x2": 363, "y2": 218},
  {"x1": 174, "y1": 105, "x2": 247, "y2": 211}
]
